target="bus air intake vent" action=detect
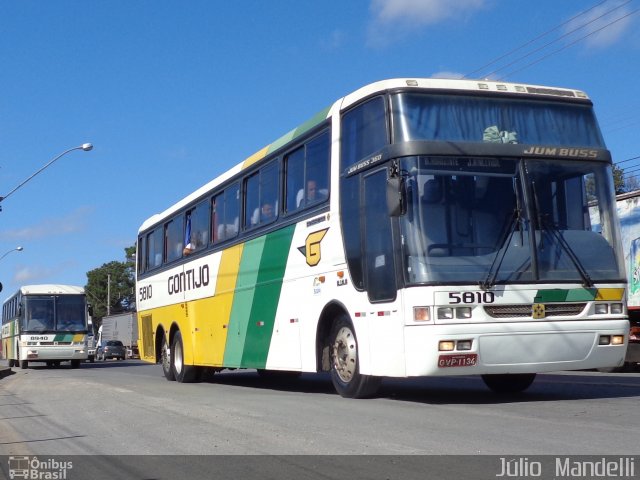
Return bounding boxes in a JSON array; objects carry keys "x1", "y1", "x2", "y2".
[{"x1": 484, "y1": 303, "x2": 587, "y2": 318}]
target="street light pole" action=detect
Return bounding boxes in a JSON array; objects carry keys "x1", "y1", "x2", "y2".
[
  {"x1": 0, "y1": 143, "x2": 93, "y2": 208},
  {"x1": 0, "y1": 246, "x2": 23, "y2": 262}
]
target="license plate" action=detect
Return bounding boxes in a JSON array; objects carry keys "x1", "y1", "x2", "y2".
[{"x1": 438, "y1": 353, "x2": 478, "y2": 368}]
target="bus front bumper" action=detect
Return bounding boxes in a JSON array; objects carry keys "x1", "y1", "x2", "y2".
[{"x1": 403, "y1": 319, "x2": 630, "y2": 377}]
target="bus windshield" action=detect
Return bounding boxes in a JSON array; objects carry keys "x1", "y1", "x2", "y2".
[
  {"x1": 399, "y1": 156, "x2": 625, "y2": 286},
  {"x1": 23, "y1": 295, "x2": 87, "y2": 332},
  {"x1": 391, "y1": 93, "x2": 606, "y2": 147}
]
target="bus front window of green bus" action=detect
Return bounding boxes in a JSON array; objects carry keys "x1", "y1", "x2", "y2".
[{"x1": 26, "y1": 299, "x2": 54, "y2": 331}]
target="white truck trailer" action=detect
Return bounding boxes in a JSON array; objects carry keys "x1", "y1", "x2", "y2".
[{"x1": 97, "y1": 312, "x2": 139, "y2": 358}]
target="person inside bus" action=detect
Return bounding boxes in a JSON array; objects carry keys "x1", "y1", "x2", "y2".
[
  {"x1": 296, "y1": 179, "x2": 328, "y2": 208},
  {"x1": 260, "y1": 201, "x2": 275, "y2": 222}
]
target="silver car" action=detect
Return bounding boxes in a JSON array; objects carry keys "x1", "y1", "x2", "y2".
[{"x1": 97, "y1": 340, "x2": 126, "y2": 361}]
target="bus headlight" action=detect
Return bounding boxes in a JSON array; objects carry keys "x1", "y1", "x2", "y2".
[
  {"x1": 595, "y1": 304, "x2": 608, "y2": 315},
  {"x1": 610, "y1": 303, "x2": 624, "y2": 314},
  {"x1": 437, "y1": 308, "x2": 454, "y2": 320},
  {"x1": 612, "y1": 335, "x2": 625, "y2": 345},
  {"x1": 439, "y1": 341, "x2": 455, "y2": 351}
]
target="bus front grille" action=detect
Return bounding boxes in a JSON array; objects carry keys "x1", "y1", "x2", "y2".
[{"x1": 484, "y1": 303, "x2": 587, "y2": 318}]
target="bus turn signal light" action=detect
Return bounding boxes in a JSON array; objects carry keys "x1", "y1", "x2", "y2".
[{"x1": 413, "y1": 307, "x2": 430, "y2": 322}]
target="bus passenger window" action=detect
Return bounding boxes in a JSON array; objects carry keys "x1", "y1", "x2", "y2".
[
  {"x1": 165, "y1": 216, "x2": 183, "y2": 263},
  {"x1": 184, "y1": 200, "x2": 209, "y2": 255},
  {"x1": 244, "y1": 173, "x2": 259, "y2": 228},
  {"x1": 285, "y1": 147, "x2": 304, "y2": 213},
  {"x1": 146, "y1": 228, "x2": 163, "y2": 269}
]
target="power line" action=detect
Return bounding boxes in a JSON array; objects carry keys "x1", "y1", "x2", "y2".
[
  {"x1": 614, "y1": 154, "x2": 640, "y2": 166},
  {"x1": 476, "y1": 0, "x2": 633, "y2": 79},
  {"x1": 497, "y1": 6, "x2": 640, "y2": 80},
  {"x1": 463, "y1": 0, "x2": 611, "y2": 79}
]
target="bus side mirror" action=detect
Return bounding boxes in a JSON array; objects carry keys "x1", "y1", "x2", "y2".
[
  {"x1": 0, "y1": 282, "x2": 3, "y2": 293},
  {"x1": 387, "y1": 176, "x2": 406, "y2": 217},
  {"x1": 88, "y1": 305, "x2": 94, "y2": 317}
]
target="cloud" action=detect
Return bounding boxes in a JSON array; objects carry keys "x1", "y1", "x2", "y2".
[
  {"x1": 0, "y1": 207, "x2": 93, "y2": 242},
  {"x1": 430, "y1": 71, "x2": 465, "y2": 79},
  {"x1": 564, "y1": 0, "x2": 636, "y2": 50},
  {"x1": 371, "y1": 0, "x2": 486, "y2": 25},
  {"x1": 12, "y1": 261, "x2": 75, "y2": 284},
  {"x1": 367, "y1": 0, "x2": 488, "y2": 46}
]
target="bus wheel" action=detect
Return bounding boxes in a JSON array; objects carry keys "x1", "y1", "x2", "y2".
[
  {"x1": 19, "y1": 359, "x2": 28, "y2": 369},
  {"x1": 329, "y1": 315, "x2": 381, "y2": 398},
  {"x1": 71, "y1": 360, "x2": 80, "y2": 369},
  {"x1": 161, "y1": 333, "x2": 175, "y2": 381},
  {"x1": 171, "y1": 331, "x2": 199, "y2": 383},
  {"x1": 481, "y1": 373, "x2": 536, "y2": 393}
]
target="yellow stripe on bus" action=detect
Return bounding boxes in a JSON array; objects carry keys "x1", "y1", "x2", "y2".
[
  {"x1": 192, "y1": 244, "x2": 244, "y2": 366},
  {"x1": 242, "y1": 146, "x2": 269, "y2": 169},
  {"x1": 595, "y1": 288, "x2": 625, "y2": 301}
]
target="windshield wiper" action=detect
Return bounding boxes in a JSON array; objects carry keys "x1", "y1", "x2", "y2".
[
  {"x1": 479, "y1": 207, "x2": 522, "y2": 290},
  {"x1": 530, "y1": 180, "x2": 594, "y2": 288},
  {"x1": 480, "y1": 176, "x2": 525, "y2": 290}
]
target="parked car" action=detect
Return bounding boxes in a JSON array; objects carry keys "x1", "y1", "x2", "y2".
[{"x1": 97, "y1": 340, "x2": 126, "y2": 361}]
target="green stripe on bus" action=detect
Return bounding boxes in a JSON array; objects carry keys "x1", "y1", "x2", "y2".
[
  {"x1": 534, "y1": 288, "x2": 598, "y2": 303},
  {"x1": 53, "y1": 333, "x2": 75, "y2": 342},
  {"x1": 266, "y1": 106, "x2": 330, "y2": 155},
  {"x1": 241, "y1": 224, "x2": 296, "y2": 368},
  {"x1": 223, "y1": 236, "x2": 267, "y2": 367}
]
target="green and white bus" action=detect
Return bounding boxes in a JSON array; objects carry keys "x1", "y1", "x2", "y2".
[
  {"x1": 136, "y1": 78, "x2": 629, "y2": 397},
  {"x1": 1, "y1": 284, "x2": 90, "y2": 369}
]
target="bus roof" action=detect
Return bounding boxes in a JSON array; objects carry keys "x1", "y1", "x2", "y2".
[
  {"x1": 19, "y1": 285, "x2": 84, "y2": 296},
  {"x1": 138, "y1": 77, "x2": 591, "y2": 233}
]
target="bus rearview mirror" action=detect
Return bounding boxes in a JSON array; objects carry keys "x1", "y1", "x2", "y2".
[{"x1": 386, "y1": 176, "x2": 406, "y2": 217}]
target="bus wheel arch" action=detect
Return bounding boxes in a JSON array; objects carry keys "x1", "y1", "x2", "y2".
[
  {"x1": 317, "y1": 304, "x2": 382, "y2": 398},
  {"x1": 315, "y1": 301, "x2": 349, "y2": 372}
]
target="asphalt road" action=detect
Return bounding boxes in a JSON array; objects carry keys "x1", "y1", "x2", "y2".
[{"x1": 0, "y1": 361, "x2": 638, "y2": 479}]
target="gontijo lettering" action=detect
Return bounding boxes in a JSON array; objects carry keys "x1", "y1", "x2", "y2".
[{"x1": 168, "y1": 264, "x2": 210, "y2": 295}]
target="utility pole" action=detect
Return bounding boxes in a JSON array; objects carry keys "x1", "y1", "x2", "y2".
[{"x1": 107, "y1": 273, "x2": 111, "y2": 316}]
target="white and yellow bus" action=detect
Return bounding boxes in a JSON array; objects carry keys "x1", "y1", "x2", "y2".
[
  {"x1": 1, "y1": 285, "x2": 90, "y2": 369},
  {"x1": 136, "y1": 78, "x2": 629, "y2": 397}
]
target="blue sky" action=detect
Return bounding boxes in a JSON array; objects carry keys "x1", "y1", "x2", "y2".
[{"x1": 0, "y1": 0, "x2": 639, "y2": 301}]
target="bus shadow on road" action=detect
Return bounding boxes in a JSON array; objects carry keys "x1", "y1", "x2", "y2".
[
  {"x1": 376, "y1": 372, "x2": 640, "y2": 405},
  {"x1": 204, "y1": 370, "x2": 337, "y2": 395},
  {"x1": 201, "y1": 370, "x2": 640, "y2": 404}
]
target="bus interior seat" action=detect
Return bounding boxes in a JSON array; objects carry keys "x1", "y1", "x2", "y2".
[{"x1": 421, "y1": 177, "x2": 450, "y2": 256}]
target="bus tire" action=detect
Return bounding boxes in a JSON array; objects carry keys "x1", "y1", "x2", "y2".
[
  {"x1": 161, "y1": 333, "x2": 175, "y2": 381},
  {"x1": 171, "y1": 330, "x2": 199, "y2": 383},
  {"x1": 71, "y1": 360, "x2": 81, "y2": 369},
  {"x1": 329, "y1": 315, "x2": 381, "y2": 398},
  {"x1": 481, "y1": 373, "x2": 536, "y2": 393},
  {"x1": 19, "y1": 359, "x2": 28, "y2": 370}
]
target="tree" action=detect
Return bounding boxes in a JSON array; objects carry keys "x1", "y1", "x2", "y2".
[
  {"x1": 85, "y1": 246, "x2": 136, "y2": 327},
  {"x1": 613, "y1": 164, "x2": 626, "y2": 195}
]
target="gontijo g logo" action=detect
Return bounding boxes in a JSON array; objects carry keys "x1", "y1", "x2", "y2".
[
  {"x1": 298, "y1": 228, "x2": 329, "y2": 267},
  {"x1": 8, "y1": 456, "x2": 72, "y2": 479}
]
